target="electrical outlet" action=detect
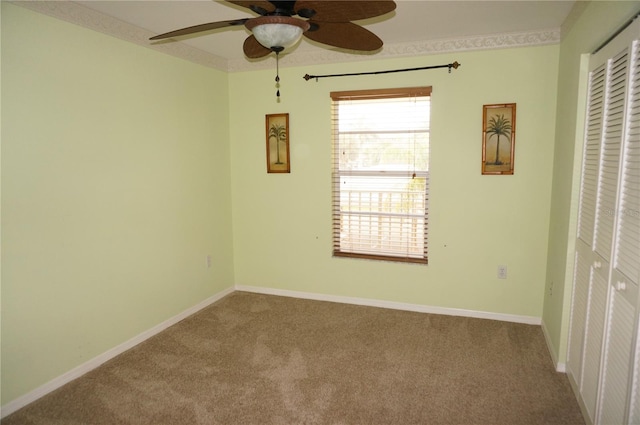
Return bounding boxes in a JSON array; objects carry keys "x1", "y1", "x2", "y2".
[
  {"x1": 498, "y1": 265, "x2": 507, "y2": 279},
  {"x1": 206, "y1": 255, "x2": 212, "y2": 269}
]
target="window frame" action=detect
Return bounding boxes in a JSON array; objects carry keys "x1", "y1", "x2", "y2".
[{"x1": 330, "y1": 86, "x2": 432, "y2": 264}]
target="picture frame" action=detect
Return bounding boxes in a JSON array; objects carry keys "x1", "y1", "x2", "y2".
[
  {"x1": 482, "y1": 103, "x2": 516, "y2": 175},
  {"x1": 266, "y1": 113, "x2": 290, "y2": 173}
]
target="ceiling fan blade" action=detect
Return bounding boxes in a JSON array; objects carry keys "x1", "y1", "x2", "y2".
[
  {"x1": 243, "y1": 35, "x2": 273, "y2": 58},
  {"x1": 304, "y1": 21, "x2": 382, "y2": 51},
  {"x1": 226, "y1": 1, "x2": 276, "y2": 14},
  {"x1": 296, "y1": 1, "x2": 395, "y2": 22},
  {"x1": 150, "y1": 19, "x2": 249, "y2": 40}
]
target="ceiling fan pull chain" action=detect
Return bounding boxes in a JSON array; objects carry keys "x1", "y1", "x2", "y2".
[{"x1": 275, "y1": 50, "x2": 281, "y2": 99}]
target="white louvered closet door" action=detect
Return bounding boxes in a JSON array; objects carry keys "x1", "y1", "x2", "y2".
[
  {"x1": 598, "y1": 38, "x2": 639, "y2": 425},
  {"x1": 616, "y1": 37, "x2": 640, "y2": 425},
  {"x1": 567, "y1": 17, "x2": 640, "y2": 425},
  {"x1": 567, "y1": 58, "x2": 605, "y2": 399},
  {"x1": 569, "y1": 57, "x2": 607, "y2": 421}
]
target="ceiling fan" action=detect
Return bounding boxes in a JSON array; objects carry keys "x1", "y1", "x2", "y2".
[{"x1": 149, "y1": 1, "x2": 397, "y2": 58}]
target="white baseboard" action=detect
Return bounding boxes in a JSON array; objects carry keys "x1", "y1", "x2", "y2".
[
  {"x1": 235, "y1": 285, "x2": 542, "y2": 325},
  {"x1": 0, "y1": 286, "x2": 235, "y2": 419},
  {"x1": 2, "y1": 285, "x2": 545, "y2": 418},
  {"x1": 541, "y1": 319, "x2": 566, "y2": 373}
]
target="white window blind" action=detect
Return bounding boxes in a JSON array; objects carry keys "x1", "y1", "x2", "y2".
[{"x1": 331, "y1": 87, "x2": 431, "y2": 264}]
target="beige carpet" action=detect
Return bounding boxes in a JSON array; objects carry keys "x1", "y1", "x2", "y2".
[{"x1": 3, "y1": 291, "x2": 585, "y2": 425}]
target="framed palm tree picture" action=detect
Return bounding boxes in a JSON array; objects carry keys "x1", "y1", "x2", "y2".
[
  {"x1": 482, "y1": 103, "x2": 516, "y2": 175},
  {"x1": 266, "y1": 113, "x2": 290, "y2": 173}
]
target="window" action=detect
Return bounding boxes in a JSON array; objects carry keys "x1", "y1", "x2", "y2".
[{"x1": 331, "y1": 87, "x2": 431, "y2": 264}]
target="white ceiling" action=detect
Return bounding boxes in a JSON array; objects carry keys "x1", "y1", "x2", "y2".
[{"x1": 17, "y1": 0, "x2": 577, "y2": 70}]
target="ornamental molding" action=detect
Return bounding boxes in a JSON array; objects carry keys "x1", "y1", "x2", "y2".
[
  {"x1": 228, "y1": 28, "x2": 560, "y2": 72},
  {"x1": 13, "y1": 1, "x2": 560, "y2": 73}
]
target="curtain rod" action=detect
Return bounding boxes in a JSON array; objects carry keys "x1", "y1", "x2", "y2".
[
  {"x1": 303, "y1": 61, "x2": 460, "y2": 81},
  {"x1": 592, "y1": 9, "x2": 640, "y2": 54}
]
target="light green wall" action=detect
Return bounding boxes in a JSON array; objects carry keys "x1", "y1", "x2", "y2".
[
  {"x1": 1, "y1": 3, "x2": 234, "y2": 404},
  {"x1": 230, "y1": 45, "x2": 559, "y2": 317},
  {"x1": 542, "y1": 0, "x2": 640, "y2": 366},
  {"x1": 5, "y1": 0, "x2": 635, "y2": 410}
]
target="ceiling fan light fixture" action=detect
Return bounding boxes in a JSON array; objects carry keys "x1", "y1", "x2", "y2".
[{"x1": 245, "y1": 16, "x2": 310, "y2": 51}]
